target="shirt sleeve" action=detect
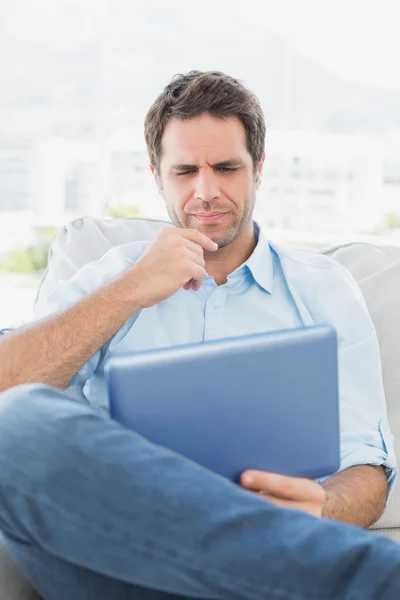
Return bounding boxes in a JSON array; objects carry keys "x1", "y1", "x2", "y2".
[
  {"x1": 34, "y1": 241, "x2": 147, "y2": 387},
  {"x1": 316, "y1": 260, "x2": 397, "y2": 498}
]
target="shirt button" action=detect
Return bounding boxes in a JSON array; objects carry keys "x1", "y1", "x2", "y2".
[{"x1": 212, "y1": 295, "x2": 221, "y2": 307}]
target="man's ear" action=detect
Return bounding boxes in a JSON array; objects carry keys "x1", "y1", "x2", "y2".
[
  {"x1": 256, "y1": 152, "x2": 266, "y2": 189},
  {"x1": 150, "y1": 164, "x2": 165, "y2": 198}
]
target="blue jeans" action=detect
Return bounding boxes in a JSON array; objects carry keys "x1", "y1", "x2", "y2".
[{"x1": 0, "y1": 384, "x2": 399, "y2": 599}]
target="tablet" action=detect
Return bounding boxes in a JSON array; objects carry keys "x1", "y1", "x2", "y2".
[{"x1": 105, "y1": 325, "x2": 339, "y2": 481}]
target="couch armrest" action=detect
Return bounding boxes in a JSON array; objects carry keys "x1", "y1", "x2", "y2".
[{"x1": 0, "y1": 534, "x2": 41, "y2": 600}]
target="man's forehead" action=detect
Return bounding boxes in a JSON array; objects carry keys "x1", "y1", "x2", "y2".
[
  {"x1": 162, "y1": 114, "x2": 247, "y2": 149},
  {"x1": 161, "y1": 122, "x2": 250, "y2": 167}
]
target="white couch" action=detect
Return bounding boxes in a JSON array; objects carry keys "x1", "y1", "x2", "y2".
[{"x1": 1, "y1": 216, "x2": 400, "y2": 600}]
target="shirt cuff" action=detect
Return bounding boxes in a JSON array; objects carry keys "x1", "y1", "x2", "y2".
[{"x1": 318, "y1": 419, "x2": 398, "y2": 502}]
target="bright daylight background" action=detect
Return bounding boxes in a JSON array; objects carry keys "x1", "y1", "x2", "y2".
[{"x1": 1, "y1": 0, "x2": 400, "y2": 327}]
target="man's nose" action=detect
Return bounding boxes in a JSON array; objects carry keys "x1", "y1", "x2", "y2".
[{"x1": 194, "y1": 171, "x2": 220, "y2": 203}]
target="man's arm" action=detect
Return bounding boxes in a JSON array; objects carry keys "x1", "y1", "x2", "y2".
[
  {"x1": 0, "y1": 274, "x2": 142, "y2": 392},
  {"x1": 241, "y1": 465, "x2": 388, "y2": 527},
  {"x1": 322, "y1": 464, "x2": 388, "y2": 527},
  {"x1": 0, "y1": 228, "x2": 217, "y2": 393}
]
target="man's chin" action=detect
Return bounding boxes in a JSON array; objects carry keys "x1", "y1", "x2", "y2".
[
  {"x1": 178, "y1": 216, "x2": 237, "y2": 247},
  {"x1": 197, "y1": 226, "x2": 236, "y2": 249}
]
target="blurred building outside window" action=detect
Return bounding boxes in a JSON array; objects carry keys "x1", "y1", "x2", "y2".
[{"x1": 1, "y1": 0, "x2": 400, "y2": 326}]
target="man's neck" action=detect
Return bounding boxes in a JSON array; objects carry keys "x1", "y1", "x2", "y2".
[{"x1": 204, "y1": 222, "x2": 257, "y2": 286}]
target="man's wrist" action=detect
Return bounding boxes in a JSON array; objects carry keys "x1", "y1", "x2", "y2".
[
  {"x1": 116, "y1": 265, "x2": 147, "y2": 312},
  {"x1": 321, "y1": 489, "x2": 335, "y2": 520}
]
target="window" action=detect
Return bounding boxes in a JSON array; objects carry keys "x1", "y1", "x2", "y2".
[{"x1": 1, "y1": 0, "x2": 400, "y2": 324}]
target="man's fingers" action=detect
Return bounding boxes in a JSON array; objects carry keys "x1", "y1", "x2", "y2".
[
  {"x1": 242, "y1": 473, "x2": 325, "y2": 518},
  {"x1": 241, "y1": 471, "x2": 314, "y2": 500},
  {"x1": 257, "y1": 492, "x2": 323, "y2": 517},
  {"x1": 184, "y1": 239, "x2": 207, "y2": 257},
  {"x1": 183, "y1": 277, "x2": 204, "y2": 292},
  {"x1": 241, "y1": 471, "x2": 324, "y2": 502},
  {"x1": 257, "y1": 492, "x2": 289, "y2": 508},
  {"x1": 190, "y1": 278, "x2": 203, "y2": 291},
  {"x1": 183, "y1": 264, "x2": 206, "y2": 292},
  {"x1": 186, "y1": 250, "x2": 206, "y2": 268},
  {"x1": 178, "y1": 228, "x2": 219, "y2": 252}
]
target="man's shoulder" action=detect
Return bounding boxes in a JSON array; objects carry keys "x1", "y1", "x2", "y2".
[
  {"x1": 270, "y1": 242, "x2": 369, "y2": 338},
  {"x1": 269, "y1": 241, "x2": 362, "y2": 308},
  {"x1": 99, "y1": 240, "x2": 150, "y2": 269},
  {"x1": 270, "y1": 242, "x2": 346, "y2": 278},
  {"x1": 65, "y1": 239, "x2": 150, "y2": 287},
  {"x1": 35, "y1": 240, "x2": 150, "y2": 318}
]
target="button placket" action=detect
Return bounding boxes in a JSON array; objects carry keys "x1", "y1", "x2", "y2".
[{"x1": 204, "y1": 290, "x2": 226, "y2": 340}]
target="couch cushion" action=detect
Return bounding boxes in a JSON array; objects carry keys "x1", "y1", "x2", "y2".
[
  {"x1": 0, "y1": 533, "x2": 40, "y2": 600},
  {"x1": 322, "y1": 242, "x2": 400, "y2": 530},
  {"x1": 35, "y1": 217, "x2": 170, "y2": 315}
]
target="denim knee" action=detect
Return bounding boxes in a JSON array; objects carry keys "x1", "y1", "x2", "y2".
[
  {"x1": 0, "y1": 382, "x2": 57, "y2": 430},
  {"x1": 0, "y1": 382, "x2": 75, "y2": 435},
  {"x1": 0, "y1": 383, "x2": 94, "y2": 490}
]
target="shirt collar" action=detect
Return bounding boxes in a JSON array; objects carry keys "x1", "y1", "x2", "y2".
[{"x1": 243, "y1": 222, "x2": 274, "y2": 294}]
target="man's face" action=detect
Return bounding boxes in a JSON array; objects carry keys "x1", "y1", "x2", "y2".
[{"x1": 153, "y1": 113, "x2": 264, "y2": 248}]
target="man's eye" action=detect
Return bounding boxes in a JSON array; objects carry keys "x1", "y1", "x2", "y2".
[
  {"x1": 176, "y1": 171, "x2": 194, "y2": 176},
  {"x1": 218, "y1": 167, "x2": 238, "y2": 173}
]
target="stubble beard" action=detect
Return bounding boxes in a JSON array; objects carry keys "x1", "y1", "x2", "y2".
[{"x1": 166, "y1": 189, "x2": 257, "y2": 249}]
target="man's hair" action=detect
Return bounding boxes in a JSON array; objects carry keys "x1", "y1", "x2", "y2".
[{"x1": 144, "y1": 70, "x2": 266, "y2": 174}]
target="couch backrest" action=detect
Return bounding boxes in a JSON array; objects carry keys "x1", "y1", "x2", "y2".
[
  {"x1": 35, "y1": 217, "x2": 170, "y2": 315},
  {"x1": 323, "y1": 242, "x2": 400, "y2": 530}
]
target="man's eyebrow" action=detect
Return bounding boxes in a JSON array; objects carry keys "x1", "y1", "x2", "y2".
[
  {"x1": 170, "y1": 163, "x2": 198, "y2": 171},
  {"x1": 212, "y1": 159, "x2": 244, "y2": 168},
  {"x1": 170, "y1": 159, "x2": 244, "y2": 171}
]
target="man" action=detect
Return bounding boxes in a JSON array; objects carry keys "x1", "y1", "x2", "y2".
[{"x1": 0, "y1": 70, "x2": 399, "y2": 599}]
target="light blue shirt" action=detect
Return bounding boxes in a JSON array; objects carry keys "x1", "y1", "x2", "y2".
[{"x1": 36, "y1": 225, "x2": 397, "y2": 492}]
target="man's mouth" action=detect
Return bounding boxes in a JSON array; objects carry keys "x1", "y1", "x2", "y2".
[{"x1": 193, "y1": 212, "x2": 227, "y2": 223}]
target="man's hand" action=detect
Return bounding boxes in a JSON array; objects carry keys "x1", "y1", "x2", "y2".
[
  {"x1": 241, "y1": 471, "x2": 326, "y2": 518},
  {"x1": 0, "y1": 226, "x2": 218, "y2": 393},
  {"x1": 130, "y1": 227, "x2": 218, "y2": 309}
]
